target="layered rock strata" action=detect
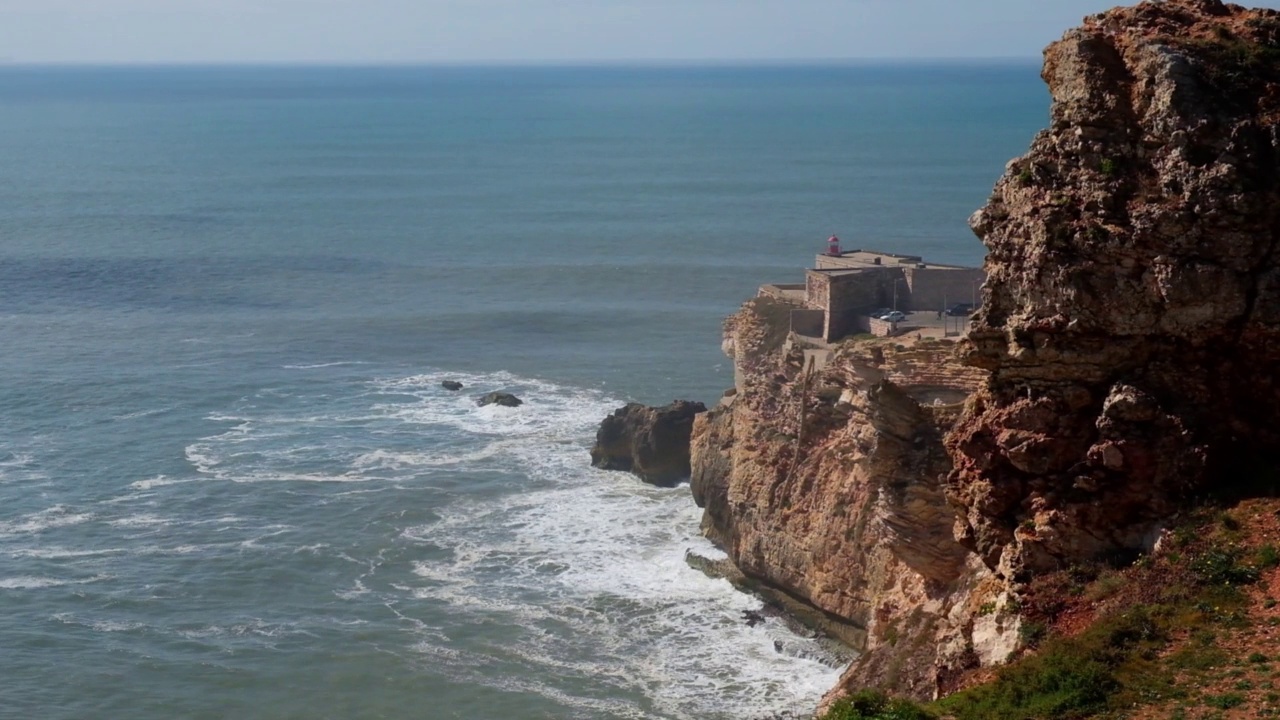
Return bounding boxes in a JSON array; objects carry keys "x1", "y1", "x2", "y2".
[{"x1": 691, "y1": 299, "x2": 1013, "y2": 700}]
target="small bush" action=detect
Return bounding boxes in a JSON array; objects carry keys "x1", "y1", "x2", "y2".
[
  {"x1": 1219, "y1": 512, "x2": 1242, "y2": 532},
  {"x1": 1100, "y1": 158, "x2": 1119, "y2": 176},
  {"x1": 1085, "y1": 572, "x2": 1127, "y2": 602},
  {"x1": 1019, "y1": 620, "x2": 1048, "y2": 648},
  {"x1": 1204, "y1": 692, "x2": 1246, "y2": 709},
  {"x1": 1251, "y1": 653, "x2": 1270, "y2": 664},
  {"x1": 1191, "y1": 548, "x2": 1261, "y2": 586},
  {"x1": 1258, "y1": 544, "x2": 1280, "y2": 569},
  {"x1": 822, "y1": 690, "x2": 936, "y2": 720}
]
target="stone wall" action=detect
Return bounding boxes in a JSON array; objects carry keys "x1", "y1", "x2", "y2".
[
  {"x1": 790, "y1": 309, "x2": 825, "y2": 337},
  {"x1": 903, "y1": 267, "x2": 984, "y2": 313},
  {"x1": 812, "y1": 270, "x2": 897, "y2": 340},
  {"x1": 758, "y1": 284, "x2": 808, "y2": 302},
  {"x1": 868, "y1": 318, "x2": 896, "y2": 337}
]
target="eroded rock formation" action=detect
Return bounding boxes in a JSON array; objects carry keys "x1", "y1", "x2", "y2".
[
  {"x1": 687, "y1": 0, "x2": 1280, "y2": 704},
  {"x1": 952, "y1": 0, "x2": 1280, "y2": 580},
  {"x1": 690, "y1": 300, "x2": 1009, "y2": 700},
  {"x1": 590, "y1": 400, "x2": 706, "y2": 486}
]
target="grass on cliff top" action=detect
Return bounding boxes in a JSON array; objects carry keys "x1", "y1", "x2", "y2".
[{"x1": 819, "y1": 500, "x2": 1280, "y2": 720}]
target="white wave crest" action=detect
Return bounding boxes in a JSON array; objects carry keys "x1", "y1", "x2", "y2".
[
  {"x1": 0, "y1": 505, "x2": 94, "y2": 536},
  {"x1": 0, "y1": 574, "x2": 109, "y2": 590},
  {"x1": 128, "y1": 475, "x2": 191, "y2": 491},
  {"x1": 282, "y1": 361, "x2": 372, "y2": 370}
]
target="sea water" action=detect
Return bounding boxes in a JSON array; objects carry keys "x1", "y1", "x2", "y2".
[{"x1": 0, "y1": 64, "x2": 1047, "y2": 719}]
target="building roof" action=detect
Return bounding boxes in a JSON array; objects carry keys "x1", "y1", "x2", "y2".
[{"x1": 814, "y1": 248, "x2": 977, "y2": 271}]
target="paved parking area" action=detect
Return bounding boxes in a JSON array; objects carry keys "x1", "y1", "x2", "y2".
[{"x1": 894, "y1": 310, "x2": 973, "y2": 339}]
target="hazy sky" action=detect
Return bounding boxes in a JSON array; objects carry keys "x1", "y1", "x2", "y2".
[{"x1": 4, "y1": 0, "x2": 1279, "y2": 64}]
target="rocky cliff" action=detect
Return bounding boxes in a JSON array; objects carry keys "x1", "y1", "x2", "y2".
[
  {"x1": 689, "y1": 0, "x2": 1280, "y2": 706},
  {"x1": 691, "y1": 300, "x2": 1013, "y2": 700},
  {"x1": 954, "y1": 0, "x2": 1280, "y2": 580}
]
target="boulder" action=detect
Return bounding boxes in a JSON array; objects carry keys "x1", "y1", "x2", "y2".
[
  {"x1": 590, "y1": 400, "x2": 706, "y2": 486},
  {"x1": 441, "y1": 381, "x2": 464, "y2": 391},
  {"x1": 476, "y1": 392, "x2": 523, "y2": 408}
]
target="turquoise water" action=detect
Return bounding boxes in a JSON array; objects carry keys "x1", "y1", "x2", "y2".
[{"x1": 0, "y1": 65, "x2": 1047, "y2": 719}]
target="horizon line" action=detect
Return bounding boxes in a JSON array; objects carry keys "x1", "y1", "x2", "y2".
[{"x1": 0, "y1": 57, "x2": 1043, "y2": 69}]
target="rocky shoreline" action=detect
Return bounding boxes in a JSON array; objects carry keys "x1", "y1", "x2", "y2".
[{"x1": 593, "y1": 0, "x2": 1280, "y2": 714}]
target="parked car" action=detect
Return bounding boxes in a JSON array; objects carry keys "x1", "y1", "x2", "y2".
[
  {"x1": 869, "y1": 308, "x2": 892, "y2": 319},
  {"x1": 946, "y1": 303, "x2": 974, "y2": 317},
  {"x1": 879, "y1": 310, "x2": 907, "y2": 323}
]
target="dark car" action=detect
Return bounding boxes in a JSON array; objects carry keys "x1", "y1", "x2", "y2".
[{"x1": 946, "y1": 303, "x2": 974, "y2": 317}]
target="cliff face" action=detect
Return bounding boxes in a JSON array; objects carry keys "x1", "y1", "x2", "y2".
[
  {"x1": 953, "y1": 0, "x2": 1280, "y2": 579},
  {"x1": 691, "y1": 300, "x2": 1013, "y2": 699},
  {"x1": 689, "y1": 0, "x2": 1280, "y2": 705}
]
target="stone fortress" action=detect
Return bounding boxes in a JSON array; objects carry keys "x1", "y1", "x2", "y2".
[{"x1": 759, "y1": 236, "x2": 986, "y2": 342}]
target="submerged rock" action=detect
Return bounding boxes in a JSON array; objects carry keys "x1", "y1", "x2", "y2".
[
  {"x1": 476, "y1": 392, "x2": 523, "y2": 408},
  {"x1": 590, "y1": 400, "x2": 706, "y2": 486},
  {"x1": 441, "y1": 380, "x2": 464, "y2": 391}
]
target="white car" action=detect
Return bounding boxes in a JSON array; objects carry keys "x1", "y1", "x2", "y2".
[{"x1": 878, "y1": 310, "x2": 906, "y2": 323}]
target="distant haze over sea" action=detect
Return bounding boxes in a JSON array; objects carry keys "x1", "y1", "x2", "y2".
[{"x1": 0, "y1": 64, "x2": 1047, "y2": 719}]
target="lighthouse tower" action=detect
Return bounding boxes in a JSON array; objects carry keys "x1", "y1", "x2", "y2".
[{"x1": 826, "y1": 234, "x2": 841, "y2": 256}]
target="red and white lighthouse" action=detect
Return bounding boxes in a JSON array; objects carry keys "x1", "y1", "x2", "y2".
[{"x1": 827, "y1": 234, "x2": 841, "y2": 256}]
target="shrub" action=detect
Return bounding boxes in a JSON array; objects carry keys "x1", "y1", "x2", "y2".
[
  {"x1": 1204, "y1": 692, "x2": 1246, "y2": 709},
  {"x1": 1191, "y1": 548, "x2": 1260, "y2": 586},
  {"x1": 821, "y1": 690, "x2": 936, "y2": 720},
  {"x1": 938, "y1": 607, "x2": 1176, "y2": 719},
  {"x1": 1258, "y1": 544, "x2": 1280, "y2": 569},
  {"x1": 1019, "y1": 620, "x2": 1048, "y2": 648}
]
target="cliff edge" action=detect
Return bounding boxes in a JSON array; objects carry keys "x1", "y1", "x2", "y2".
[
  {"x1": 691, "y1": 300, "x2": 1010, "y2": 700},
  {"x1": 690, "y1": 0, "x2": 1280, "y2": 708},
  {"x1": 954, "y1": 0, "x2": 1280, "y2": 580}
]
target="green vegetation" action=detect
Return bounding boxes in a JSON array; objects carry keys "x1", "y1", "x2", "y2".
[
  {"x1": 1191, "y1": 546, "x2": 1261, "y2": 585},
  {"x1": 1099, "y1": 158, "x2": 1118, "y2": 177},
  {"x1": 1204, "y1": 692, "x2": 1246, "y2": 709},
  {"x1": 936, "y1": 607, "x2": 1157, "y2": 720},
  {"x1": 823, "y1": 507, "x2": 1280, "y2": 720},
  {"x1": 821, "y1": 690, "x2": 935, "y2": 720},
  {"x1": 1258, "y1": 544, "x2": 1280, "y2": 569}
]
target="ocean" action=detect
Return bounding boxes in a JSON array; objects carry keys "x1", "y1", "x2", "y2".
[{"x1": 0, "y1": 64, "x2": 1047, "y2": 719}]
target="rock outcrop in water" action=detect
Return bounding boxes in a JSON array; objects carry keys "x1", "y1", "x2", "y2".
[
  {"x1": 688, "y1": 0, "x2": 1280, "y2": 704},
  {"x1": 476, "y1": 392, "x2": 523, "y2": 408},
  {"x1": 952, "y1": 0, "x2": 1280, "y2": 580},
  {"x1": 591, "y1": 400, "x2": 706, "y2": 486}
]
